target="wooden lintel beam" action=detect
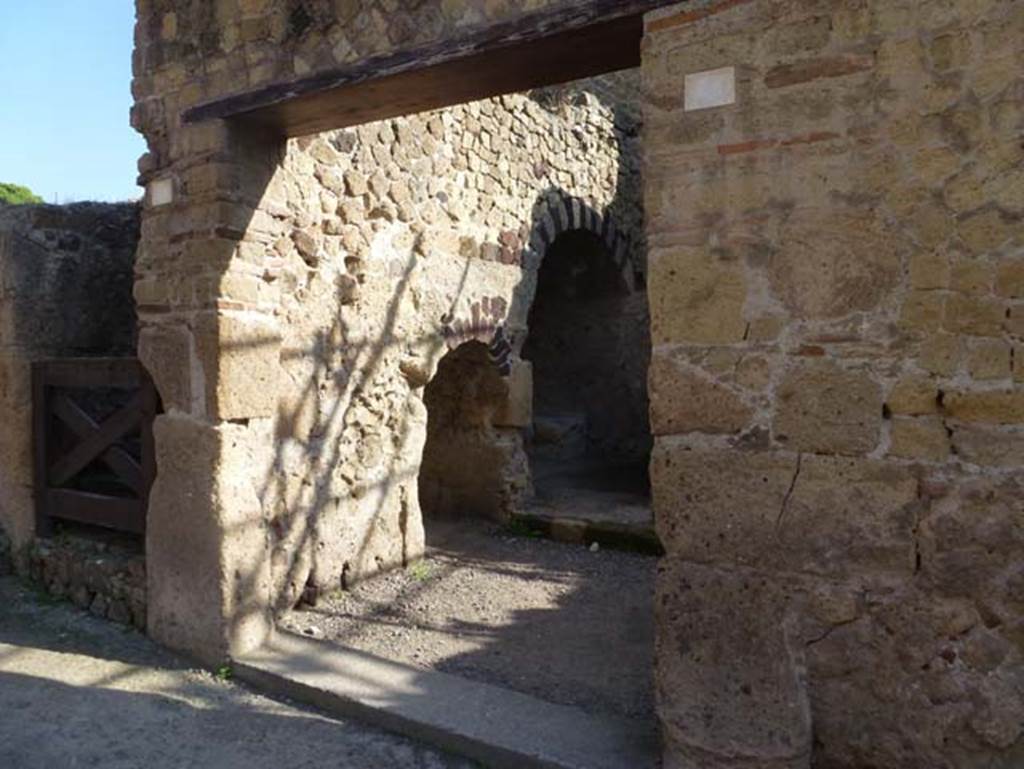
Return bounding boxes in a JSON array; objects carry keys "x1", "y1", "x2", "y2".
[{"x1": 183, "y1": 0, "x2": 678, "y2": 137}]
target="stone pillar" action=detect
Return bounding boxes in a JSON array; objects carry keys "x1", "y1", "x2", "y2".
[
  {"x1": 643, "y1": 0, "x2": 1023, "y2": 767},
  {"x1": 135, "y1": 119, "x2": 283, "y2": 665}
]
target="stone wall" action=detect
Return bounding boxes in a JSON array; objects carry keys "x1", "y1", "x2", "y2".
[
  {"x1": 0, "y1": 203, "x2": 140, "y2": 564},
  {"x1": 644, "y1": 1, "x2": 1023, "y2": 767},
  {"x1": 131, "y1": 0, "x2": 648, "y2": 659}
]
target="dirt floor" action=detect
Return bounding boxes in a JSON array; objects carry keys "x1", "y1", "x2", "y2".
[
  {"x1": 284, "y1": 520, "x2": 657, "y2": 722},
  {"x1": 0, "y1": 577, "x2": 474, "y2": 769}
]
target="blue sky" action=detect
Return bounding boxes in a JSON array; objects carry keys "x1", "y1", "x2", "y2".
[{"x1": 0, "y1": 2, "x2": 145, "y2": 203}]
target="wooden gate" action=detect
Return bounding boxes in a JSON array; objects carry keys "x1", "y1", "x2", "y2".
[{"x1": 33, "y1": 359, "x2": 159, "y2": 536}]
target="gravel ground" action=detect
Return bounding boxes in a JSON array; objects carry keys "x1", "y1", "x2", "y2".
[
  {"x1": 285, "y1": 520, "x2": 656, "y2": 721},
  {"x1": 0, "y1": 577, "x2": 474, "y2": 769}
]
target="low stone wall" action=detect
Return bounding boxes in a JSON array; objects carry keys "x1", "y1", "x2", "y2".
[
  {"x1": 0, "y1": 202, "x2": 140, "y2": 563},
  {"x1": 26, "y1": 534, "x2": 146, "y2": 630}
]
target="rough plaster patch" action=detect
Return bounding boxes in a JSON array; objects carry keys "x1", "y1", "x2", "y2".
[{"x1": 684, "y1": 67, "x2": 736, "y2": 111}]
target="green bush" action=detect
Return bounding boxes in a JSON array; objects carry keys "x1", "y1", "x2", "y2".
[{"x1": 0, "y1": 182, "x2": 43, "y2": 205}]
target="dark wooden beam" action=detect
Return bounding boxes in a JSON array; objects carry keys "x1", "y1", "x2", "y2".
[
  {"x1": 183, "y1": 0, "x2": 679, "y2": 137},
  {"x1": 47, "y1": 490, "x2": 146, "y2": 536},
  {"x1": 34, "y1": 358, "x2": 145, "y2": 389}
]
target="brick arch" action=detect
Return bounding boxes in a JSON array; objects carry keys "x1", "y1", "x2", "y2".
[
  {"x1": 440, "y1": 296, "x2": 513, "y2": 375},
  {"x1": 441, "y1": 196, "x2": 637, "y2": 375},
  {"x1": 525, "y1": 193, "x2": 635, "y2": 288}
]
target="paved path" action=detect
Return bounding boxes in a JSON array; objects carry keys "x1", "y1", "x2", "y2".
[{"x1": 0, "y1": 578, "x2": 474, "y2": 769}]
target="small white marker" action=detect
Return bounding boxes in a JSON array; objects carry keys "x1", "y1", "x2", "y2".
[
  {"x1": 684, "y1": 66, "x2": 737, "y2": 111},
  {"x1": 149, "y1": 178, "x2": 174, "y2": 207}
]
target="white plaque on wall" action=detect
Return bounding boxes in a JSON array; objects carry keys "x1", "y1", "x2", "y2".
[
  {"x1": 684, "y1": 66, "x2": 736, "y2": 112},
  {"x1": 149, "y1": 178, "x2": 174, "y2": 207}
]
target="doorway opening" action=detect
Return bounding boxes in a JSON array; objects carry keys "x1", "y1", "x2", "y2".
[
  {"x1": 277, "y1": 70, "x2": 659, "y2": 761},
  {"x1": 519, "y1": 228, "x2": 654, "y2": 547},
  {"x1": 251, "y1": 13, "x2": 661, "y2": 764},
  {"x1": 418, "y1": 340, "x2": 529, "y2": 523}
]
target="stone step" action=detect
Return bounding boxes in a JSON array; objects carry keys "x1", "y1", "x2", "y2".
[
  {"x1": 235, "y1": 631, "x2": 659, "y2": 769},
  {"x1": 512, "y1": 503, "x2": 663, "y2": 555}
]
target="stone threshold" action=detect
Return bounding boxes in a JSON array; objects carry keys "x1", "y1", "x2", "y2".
[
  {"x1": 510, "y1": 506, "x2": 663, "y2": 555},
  {"x1": 234, "y1": 631, "x2": 659, "y2": 769}
]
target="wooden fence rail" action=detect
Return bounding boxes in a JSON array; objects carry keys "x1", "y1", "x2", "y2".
[{"x1": 33, "y1": 358, "x2": 158, "y2": 536}]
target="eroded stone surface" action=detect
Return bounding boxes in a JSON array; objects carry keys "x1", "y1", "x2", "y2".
[
  {"x1": 773, "y1": 361, "x2": 883, "y2": 456},
  {"x1": 146, "y1": 414, "x2": 273, "y2": 665},
  {"x1": 648, "y1": 246, "x2": 748, "y2": 345},
  {"x1": 950, "y1": 424, "x2": 1024, "y2": 468},
  {"x1": 644, "y1": 0, "x2": 1024, "y2": 766},
  {"x1": 652, "y1": 443, "x2": 918, "y2": 579},
  {"x1": 769, "y1": 210, "x2": 902, "y2": 320},
  {"x1": 656, "y1": 558, "x2": 812, "y2": 769},
  {"x1": 889, "y1": 416, "x2": 951, "y2": 461},
  {"x1": 649, "y1": 350, "x2": 752, "y2": 436}
]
